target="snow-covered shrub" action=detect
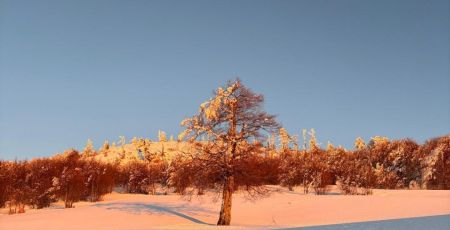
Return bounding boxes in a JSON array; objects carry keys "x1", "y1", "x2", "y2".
[
  {"x1": 279, "y1": 146, "x2": 333, "y2": 195},
  {"x1": 52, "y1": 149, "x2": 86, "y2": 208},
  {"x1": 118, "y1": 158, "x2": 166, "y2": 195},
  {"x1": 168, "y1": 155, "x2": 195, "y2": 195},
  {"x1": 4, "y1": 161, "x2": 30, "y2": 214},
  {"x1": 27, "y1": 158, "x2": 58, "y2": 209},
  {"x1": 255, "y1": 153, "x2": 281, "y2": 185},
  {"x1": 336, "y1": 150, "x2": 376, "y2": 195},
  {"x1": 365, "y1": 138, "x2": 421, "y2": 189},
  {"x1": 82, "y1": 159, "x2": 117, "y2": 202},
  {"x1": 279, "y1": 148, "x2": 301, "y2": 191},
  {"x1": 0, "y1": 161, "x2": 11, "y2": 208},
  {"x1": 121, "y1": 161, "x2": 150, "y2": 194},
  {"x1": 420, "y1": 136, "x2": 450, "y2": 189}
]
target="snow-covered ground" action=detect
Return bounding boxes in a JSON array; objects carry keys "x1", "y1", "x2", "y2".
[{"x1": 1, "y1": 186, "x2": 449, "y2": 230}]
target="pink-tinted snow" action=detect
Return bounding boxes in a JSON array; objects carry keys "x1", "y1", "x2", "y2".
[{"x1": 1, "y1": 186, "x2": 449, "y2": 229}]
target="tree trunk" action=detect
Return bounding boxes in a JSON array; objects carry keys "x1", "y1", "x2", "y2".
[
  {"x1": 217, "y1": 175, "x2": 234, "y2": 225},
  {"x1": 18, "y1": 203, "x2": 25, "y2": 213},
  {"x1": 64, "y1": 189, "x2": 69, "y2": 208},
  {"x1": 91, "y1": 183, "x2": 95, "y2": 202},
  {"x1": 288, "y1": 185, "x2": 294, "y2": 191}
]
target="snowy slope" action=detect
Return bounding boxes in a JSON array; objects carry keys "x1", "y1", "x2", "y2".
[{"x1": 1, "y1": 186, "x2": 449, "y2": 230}]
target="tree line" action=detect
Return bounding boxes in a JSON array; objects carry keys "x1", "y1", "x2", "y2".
[{"x1": 0, "y1": 80, "x2": 448, "y2": 226}]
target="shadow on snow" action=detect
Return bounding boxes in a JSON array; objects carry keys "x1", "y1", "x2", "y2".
[
  {"x1": 94, "y1": 202, "x2": 214, "y2": 225},
  {"x1": 278, "y1": 214, "x2": 450, "y2": 230}
]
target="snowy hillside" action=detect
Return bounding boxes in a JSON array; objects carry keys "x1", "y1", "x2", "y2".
[{"x1": 1, "y1": 186, "x2": 449, "y2": 230}]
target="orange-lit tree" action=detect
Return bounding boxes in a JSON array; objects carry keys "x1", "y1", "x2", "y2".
[{"x1": 179, "y1": 79, "x2": 279, "y2": 225}]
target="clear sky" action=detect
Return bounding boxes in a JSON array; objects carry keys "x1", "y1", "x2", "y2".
[{"x1": 0, "y1": 0, "x2": 449, "y2": 160}]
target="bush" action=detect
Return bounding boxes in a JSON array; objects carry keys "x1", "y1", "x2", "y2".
[
  {"x1": 420, "y1": 136, "x2": 450, "y2": 189},
  {"x1": 27, "y1": 158, "x2": 57, "y2": 209},
  {"x1": 52, "y1": 150, "x2": 86, "y2": 208},
  {"x1": 336, "y1": 150, "x2": 376, "y2": 195},
  {"x1": 83, "y1": 160, "x2": 116, "y2": 202}
]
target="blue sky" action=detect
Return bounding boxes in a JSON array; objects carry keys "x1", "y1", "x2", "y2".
[{"x1": 1, "y1": 0, "x2": 449, "y2": 159}]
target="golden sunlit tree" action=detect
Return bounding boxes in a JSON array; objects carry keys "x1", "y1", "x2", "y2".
[
  {"x1": 179, "y1": 79, "x2": 279, "y2": 225},
  {"x1": 354, "y1": 137, "x2": 366, "y2": 150},
  {"x1": 99, "y1": 140, "x2": 110, "y2": 157},
  {"x1": 326, "y1": 141, "x2": 335, "y2": 152},
  {"x1": 302, "y1": 129, "x2": 307, "y2": 150},
  {"x1": 82, "y1": 139, "x2": 96, "y2": 157},
  {"x1": 279, "y1": 128, "x2": 291, "y2": 150},
  {"x1": 158, "y1": 130, "x2": 167, "y2": 142},
  {"x1": 308, "y1": 128, "x2": 318, "y2": 151},
  {"x1": 278, "y1": 128, "x2": 296, "y2": 191}
]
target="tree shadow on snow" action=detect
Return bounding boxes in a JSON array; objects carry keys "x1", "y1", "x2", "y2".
[{"x1": 94, "y1": 202, "x2": 214, "y2": 225}]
